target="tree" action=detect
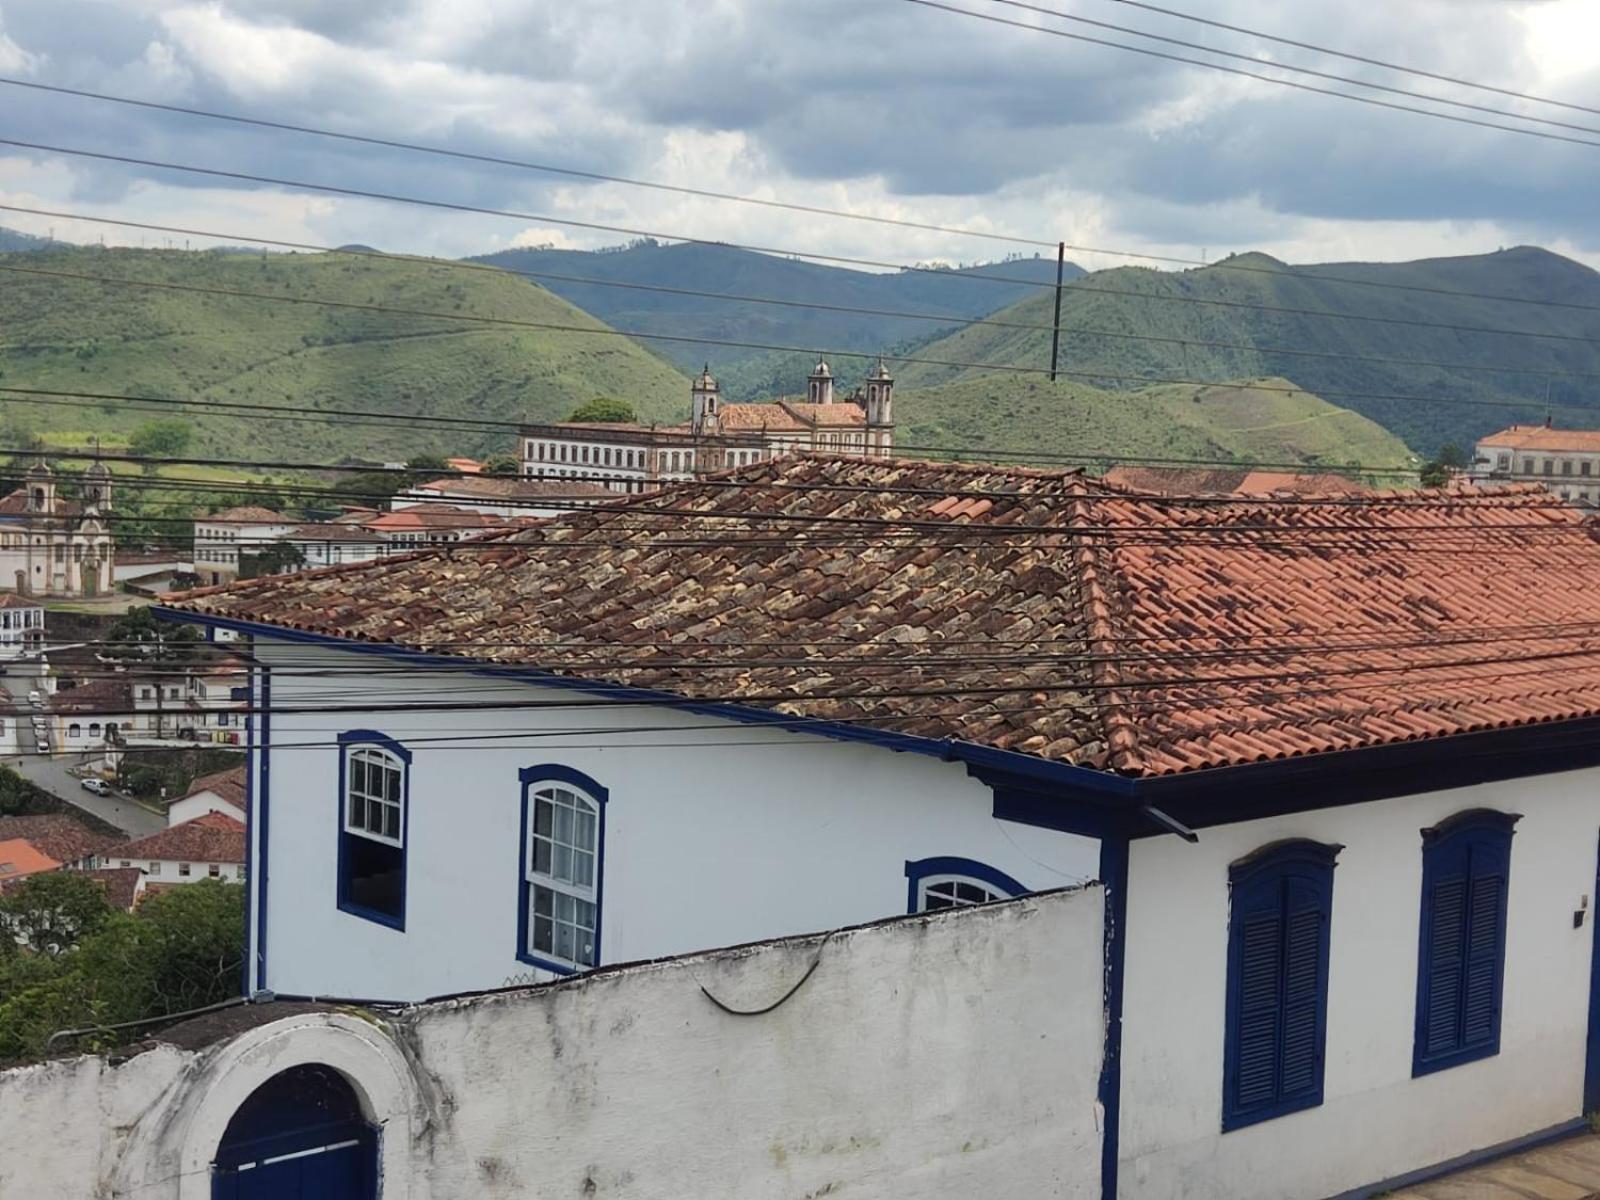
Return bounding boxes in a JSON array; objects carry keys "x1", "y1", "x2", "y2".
[
  {"x1": 483, "y1": 454, "x2": 521, "y2": 476},
  {"x1": 240, "y1": 541, "x2": 307, "y2": 579},
  {"x1": 1420, "y1": 461, "x2": 1450, "y2": 488},
  {"x1": 128, "y1": 419, "x2": 194, "y2": 464},
  {"x1": 1436, "y1": 442, "x2": 1468, "y2": 469},
  {"x1": 406, "y1": 454, "x2": 450, "y2": 474},
  {"x1": 566, "y1": 397, "x2": 637, "y2": 423},
  {"x1": 0, "y1": 873, "x2": 114, "y2": 956},
  {"x1": 102, "y1": 605, "x2": 202, "y2": 663}
]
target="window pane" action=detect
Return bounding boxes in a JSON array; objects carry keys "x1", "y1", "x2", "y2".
[
  {"x1": 572, "y1": 850, "x2": 594, "y2": 888},
  {"x1": 534, "y1": 797, "x2": 553, "y2": 838},
  {"x1": 533, "y1": 887, "x2": 553, "y2": 917},
  {"x1": 533, "y1": 914, "x2": 553, "y2": 954},
  {"x1": 351, "y1": 758, "x2": 367, "y2": 795},
  {"x1": 533, "y1": 838, "x2": 552, "y2": 874},
  {"x1": 384, "y1": 803, "x2": 401, "y2": 841},
  {"x1": 554, "y1": 921, "x2": 577, "y2": 963},
  {"x1": 385, "y1": 765, "x2": 401, "y2": 804},
  {"x1": 349, "y1": 795, "x2": 366, "y2": 830},
  {"x1": 576, "y1": 809, "x2": 597, "y2": 851},
  {"x1": 554, "y1": 801, "x2": 574, "y2": 845},
  {"x1": 554, "y1": 843, "x2": 573, "y2": 882}
]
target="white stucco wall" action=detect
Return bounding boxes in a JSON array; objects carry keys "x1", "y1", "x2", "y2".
[
  {"x1": 0, "y1": 888, "x2": 1106, "y2": 1200},
  {"x1": 1119, "y1": 770, "x2": 1600, "y2": 1200},
  {"x1": 249, "y1": 641, "x2": 1098, "y2": 1001}
]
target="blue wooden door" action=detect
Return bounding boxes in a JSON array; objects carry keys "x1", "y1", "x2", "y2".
[{"x1": 211, "y1": 1065, "x2": 379, "y2": 1200}]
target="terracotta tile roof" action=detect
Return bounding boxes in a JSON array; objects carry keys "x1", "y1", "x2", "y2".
[
  {"x1": 363, "y1": 505, "x2": 511, "y2": 534},
  {"x1": 108, "y1": 812, "x2": 246, "y2": 865},
  {"x1": 778, "y1": 401, "x2": 867, "y2": 428},
  {"x1": 1102, "y1": 466, "x2": 1372, "y2": 497},
  {"x1": 164, "y1": 455, "x2": 1600, "y2": 778},
  {"x1": 1477, "y1": 424, "x2": 1600, "y2": 452},
  {"x1": 201, "y1": 506, "x2": 290, "y2": 524},
  {"x1": 286, "y1": 523, "x2": 387, "y2": 543},
  {"x1": 715, "y1": 404, "x2": 811, "y2": 432},
  {"x1": 0, "y1": 815, "x2": 119, "y2": 865},
  {"x1": 0, "y1": 490, "x2": 84, "y2": 517},
  {"x1": 0, "y1": 838, "x2": 61, "y2": 878},
  {"x1": 180, "y1": 766, "x2": 247, "y2": 814},
  {"x1": 48, "y1": 677, "x2": 133, "y2": 714},
  {"x1": 0, "y1": 593, "x2": 41, "y2": 609},
  {"x1": 410, "y1": 476, "x2": 616, "y2": 500},
  {"x1": 0, "y1": 865, "x2": 145, "y2": 909}
]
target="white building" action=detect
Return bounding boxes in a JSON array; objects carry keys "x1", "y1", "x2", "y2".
[
  {"x1": 166, "y1": 765, "x2": 247, "y2": 826},
  {"x1": 1471, "y1": 422, "x2": 1600, "y2": 504},
  {"x1": 0, "y1": 593, "x2": 44, "y2": 659},
  {"x1": 129, "y1": 661, "x2": 246, "y2": 743},
  {"x1": 100, "y1": 811, "x2": 246, "y2": 887},
  {"x1": 521, "y1": 359, "x2": 895, "y2": 495},
  {"x1": 160, "y1": 455, "x2": 1600, "y2": 1200},
  {"x1": 283, "y1": 523, "x2": 387, "y2": 570},
  {"x1": 192, "y1": 506, "x2": 296, "y2": 587},
  {"x1": 0, "y1": 460, "x2": 114, "y2": 598}
]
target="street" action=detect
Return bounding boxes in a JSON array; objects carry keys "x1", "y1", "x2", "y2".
[{"x1": 6, "y1": 753, "x2": 166, "y2": 838}]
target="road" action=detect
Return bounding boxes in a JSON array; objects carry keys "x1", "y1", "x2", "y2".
[{"x1": 6, "y1": 753, "x2": 167, "y2": 838}]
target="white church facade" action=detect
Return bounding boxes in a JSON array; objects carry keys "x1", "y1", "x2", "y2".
[{"x1": 0, "y1": 460, "x2": 115, "y2": 599}]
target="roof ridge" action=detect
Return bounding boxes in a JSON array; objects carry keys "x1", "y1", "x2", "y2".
[{"x1": 1068, "y1": 494, "x2": 1145, "y2": 774}]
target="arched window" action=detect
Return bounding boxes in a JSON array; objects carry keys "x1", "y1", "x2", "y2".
[
  {"x1": 88, "y1": 723, "x2": 101, "y2": 737},
  {"x1": 1414, "y1": 809, "x2": 1518, "y2": 1076},
  {"x1": 68, "y1": 723, "x2": 81, "y2": 738},
  {"x1": 337, "y1": 733, "x2": 410, "y2": 929},
  {"x1": 904, "y1": 856, "x2": 1026, "y2": 914},
  {"x1": 518, "y1": 766, "x2": 606, "y2": 973},
  {"x1": 211, "y1": 1064, "x2": 378, "y2": 1196},
  {"x1": 1223, "y1": 839, "x2": 1340, "y2": 1131}
]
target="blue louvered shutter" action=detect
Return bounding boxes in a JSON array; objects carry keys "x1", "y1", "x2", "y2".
[
  {"x1": 1223, "y1": 843, "x2": 1337, "y2": 1131},
  {"x1": 1414, "y1": 812, "x2": 1515, "y2": 1076}
]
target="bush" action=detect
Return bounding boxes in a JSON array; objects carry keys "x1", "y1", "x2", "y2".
[{"x1": 566, "y1": 397, "x2": 637, "y2": 423}]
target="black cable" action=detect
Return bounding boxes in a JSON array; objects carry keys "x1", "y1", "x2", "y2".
[
  {"x1": 698, "y1": 930, "x2": 833, "y2": 1017},
  {"x1": 900, "y1": 0, "x2": 1600, "y2": 151}
]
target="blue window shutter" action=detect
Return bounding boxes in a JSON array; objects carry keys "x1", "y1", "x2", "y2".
[
  {"x1": 1223, "y1": 841, "x2": 1339, "y2": 1132},
  {"x1": 1414, "y1": 810, "x2": 1517, "y2": 1076}
]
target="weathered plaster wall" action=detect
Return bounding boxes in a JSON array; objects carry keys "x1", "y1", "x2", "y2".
[
  {"x1": 249, "y1": 642, "x2": 1098, "y2": 1001},
  {"x1": 1120, "y1": 770, "x2": 1600, "y2": 1200},
  {"x1": 0, "y1": 886, "x2": 1106, "y2": 1200}
]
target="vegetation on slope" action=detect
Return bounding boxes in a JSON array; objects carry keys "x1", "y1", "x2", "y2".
[
  {"x1": 898, "y1": 374, "x2": 1416, "y2": 477},
  {"x1": 0, "y1": 246, "x2": 689, "y2": 463},
  {"x1": 898, "y1": 247, "x2": 1600, "y2": 454}
]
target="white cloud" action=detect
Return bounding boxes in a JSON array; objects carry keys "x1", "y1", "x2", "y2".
[{"x1": 0, "y1": 6, "x2": 41, "y2": 74}]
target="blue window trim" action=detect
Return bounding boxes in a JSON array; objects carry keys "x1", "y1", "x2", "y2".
[
  {"x1": 1222, "y1": 838, "x2": 1341, "y2": 1133},
  {"x1": 903, "y1": 856, "x2": 1027, "y2": 914},
  {"x1": 515, "y1": 764, "x2": 608, "y2": 976},
  {"x1": 335, "y1": 729, "x2": 412, "y2": 932},
  {"x1": 1413, "y1": 808, "x2": 1519, "y2": 1078}
]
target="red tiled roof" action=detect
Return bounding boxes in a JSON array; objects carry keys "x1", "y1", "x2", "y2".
[
  {"x1": 411, "y1": 477, "x2": 615, "y2": 500},
  {"x1": 109, "y1": 812, "x2": 246, "y2": 864},
  {"x1": 201, "y1": 506, "x2": 290, "y2": 524},
  {"x1": 0, "y1": 593, "x2": 42, "y2": 609},
  {"x1": 1102, "y1": 466, "x2": 1372, "y2": 497},
  {"x1": 1477, "y1": 425, "x2": 1600, "y2": 452},
  {"x1": 0, "y1": 490, "x2": 84, "y2": 517},
  {"x1": 363, "y1": 505, "x2": 510, "y2": 533},
  {"x1": 164, "y1": 455, "x2": 1600, "y2": 778},
  {"x1": 0, "y1": 815, "x2": 119, "y2": 865},
  {"x1": 179, "y1": 766, "x2": 247, "y2": 813},
  {"x1": 49, "y1": 677, "x2": 133, "y2": 714},
  {"x1": 0, "y1": 865, "x2": 145, "y2": 909},
  {"x1": 0, "y1": 839, "x2": 61, "y2": 878}
]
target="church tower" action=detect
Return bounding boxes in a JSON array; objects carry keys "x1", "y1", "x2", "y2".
[
  {"x1": 865, "y1": 357, "x2": 894, "y2": 454},
  {"x1": 25, "y1": 460, "x2": 55, "y2": 515},
  {"x1": 691, "y1": 364, "x2": 721, "y2": 435},
  {"x1": 807, "y1": 358, "x2": 834, "y2": 406},
  {"x1": 82, "y1": 458, "x2": 113, "y2": 512}
]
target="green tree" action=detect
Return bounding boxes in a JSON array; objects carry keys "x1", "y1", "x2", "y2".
[
  {"x1": 483, "y1": 454, "x2": 521, "y2": 476},
  {"x1": 0, "y1": 873, "x2": 114, "y2": 956},
  {"x1": 128, "y1": 418, "x2": 194, "y2": 464},
  {"x1": 1420, "y1": 461, "x2": 1450, "y2": 488},
  {"x1": 102, "y1": 606, "x2": 202, "y2": 663},
  {"x1": 1436, "y1": 442, "x2": 1468, "y2": 469},
  {"x1": 406, "y1": 453, "x2": 450, "y2": 474},
  {"x1": 566, "y1": 397, "x2": 637, "y2": 423},
  {"x1": 240, "y1": 541, "x2": 307, "y2": 579}
]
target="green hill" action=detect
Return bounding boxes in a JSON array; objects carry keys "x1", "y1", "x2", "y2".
[
  {"x1": 0, "y1": 246, "x2": 689, "y2": 462},
  {"x1": 898, "y1": 374, "x2": 1416, "y2": 477},
  {"x1": 897, "y1": 247, "x2": 1600, "y2": 454},
  {"x1": 471, "y1": 239, "x2": 1078, "y2": 397}
]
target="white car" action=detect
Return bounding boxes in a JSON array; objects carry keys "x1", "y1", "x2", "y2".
[
  {"x1": 80, "y1": 778, "x2": 112, "y2": 796},
  {"x1": 34, "y1": 741, "x2": 49, "y2": 756},
  {"x1": 27, "y1": 690, "x2": 42, "y2": 707}
]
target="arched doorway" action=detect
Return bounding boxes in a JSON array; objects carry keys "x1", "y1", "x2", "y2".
[{"x1": 211, "y1": 1063, "x2": 378, "y2": 1199}]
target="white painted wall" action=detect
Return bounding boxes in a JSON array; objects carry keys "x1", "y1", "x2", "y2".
[
  {"x1": 249, "y1": 641, "x2": 1098, "y2": 1002},
  {"x1": 0, "y1": 889, "x2": 1106, "y2": 1200},
  {"x1": 167, "y1": 788, "x2": 245, "y2": 826},
  {"x1": 1119, "y1": 772, "x2": 1600, "y2": 1200}
]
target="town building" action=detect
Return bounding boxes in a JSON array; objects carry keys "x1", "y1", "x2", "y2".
[
  {"x1": 0, "y1": 459, "x2": 115, "y2": 598},
  {"x1": 1470, "y1": 422, "x2": 1600, "y2": 503},
  {"x1": 520, "y1": 359, "x2": 895, "y2": 494},
  {"x1": 192, "y1": 506, "x2": 297, "y2": 587},
  {"x1": 159, "y1": 456, "x2": 1600, "y2": 1200},
  {"x1": 392, "y1": 474, "x2": 616, "y2": 519},
  {"x1": 127, "y1": 660, "x2": 246, "y2": 743},
  {"x1": 0, "y1": 593, "x2": 44, "y2": 659},
  {"x1": 100, "y1": 812, "x2": 246, "y2": 888},
  {"x1": 0, "y1": 814, "x2": 118, "y2": 877},
  {"x1": 165, "y1": 766, "x2": 247, "y2": 826}
]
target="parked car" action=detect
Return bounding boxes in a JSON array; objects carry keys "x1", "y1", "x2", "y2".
[
  {"x1": 27, "y1": 690, "x2": 42, "y2": 707},
  {"x1": 34, "y1": 741, "x2": 48, "y2": 756},
  {"x1": 80, "y1": 778, "x2": 112, "y2": 796}
]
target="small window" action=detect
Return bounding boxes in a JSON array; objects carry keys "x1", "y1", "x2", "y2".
[
  {"x1": 904, "y1": 857, "x2": 1027, "y2": 914},
  {"x1": 1544, "y1": 459, "x2": 1555, "y2": 476},
  {"x1": 337, "y1": 733, "x2": 409, "y2": 928},
  {"x1": 209, "y1": 863, "x2": 221, "y2": 878},
  {"x1": 1564, "y1": 460, "x2": 1574, "y2": 476},
  {"x1": 178, "y1": 862, "x2": 191, "y2": 877},
  {"x1": 1414, "y1": 810, "x2": 1518, "y2": 1076},
  {"x1": 1222, "y1": 840, "x2": 1340, "y2": 1132},
  {"x1": 1584, "y1": 462, "x2": 1593, "y2": 477},
  {"x1": 147, "y1": 861, "x2": 159, "y2": 875},
  {"x1": 68, "y1": 723, "x2": 81, "y2": 738},
  {"x1": 518, "y1": 767, "x2": 606, "y2": 973}
]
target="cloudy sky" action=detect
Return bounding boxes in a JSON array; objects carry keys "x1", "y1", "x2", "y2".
[{"x1": 0, "y1": 0, "x2": 1597, "y2": 272}]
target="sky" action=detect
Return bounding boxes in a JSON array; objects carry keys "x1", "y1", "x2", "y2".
[{"x1": 0, "y1": 0, "x2": 1597, "y2": 272}]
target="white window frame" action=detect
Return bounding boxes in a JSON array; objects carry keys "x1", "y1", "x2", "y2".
[
  {"x1": 345, "y1": 745, "x2": 405, "y2": 847},
  {"x1": 915, "y1": 873, "x2": 1010, "y2": 912},
  {"x1": 524, "y1": 781, "x2": 601, "y2": 970}
]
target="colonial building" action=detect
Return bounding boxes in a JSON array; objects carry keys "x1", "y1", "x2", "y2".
[
  {"x1": 158, "y1": 457, "x2": 1600, "y2": 1200},
  {"x1": 0, "y1": 460, "x2": 114, "y2": 598},
  {"x1": 192, "y1": 506, "x2": 296, "y2": 587},
  {"x1": 1470, "y1": 422, "x2": 1600, "y2": 503},
  {"x1": 100, "y1": 812, "x2": 247, "y2": 888},
  {"x1": 393, "y1": 475, "x2": 616, "y2": 519},
  {"x1": 520, "y1": 359, "x2": 895, "y2": 494},
  {"x1": 0, "y1": 593, "x2": 44, "y2": 659}
]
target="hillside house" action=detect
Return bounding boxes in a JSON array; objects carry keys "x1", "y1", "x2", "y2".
[
  {"x1": 0, "y1": 593, "x2": 45, "y2": 659},
  {"x1": 0, "y1": 814, "x2": 118, "y2": 879},
  {"x1": 160, "y1": 456, "x2": 1600, "y2": 1200},
  {"x1": 0, "y1": 459, "x2": 114, "y2": 598},
  {"x1": 192, "y1": 506, "x2": 296, "y2": 586},
  {"x1": 166, "y1": 765, "x2": 247, "y2": 825},
  {"x1": 520, "y1": 359, "x2": 894, "y2": 494},
  {"x1": 101, "y1": 812, "x2": 246, "y2": 888}
]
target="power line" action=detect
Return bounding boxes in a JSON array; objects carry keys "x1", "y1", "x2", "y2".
[
  {"x1": 10, "y1": 205, "x2": 1600, "y2": 387},
  {"x1": 1089, "y1": 0, "x2": 1600, "y2": 118},
  {"x1": 980, "y1": 0, "x2": 1600, "y2": 139},
  {"x1": 900, "y1": 0, "x2": 1600, "y2": 151}
]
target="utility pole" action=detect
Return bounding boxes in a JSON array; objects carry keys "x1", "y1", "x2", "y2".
[{"x1": 1049, "y1": 241, "x2": 1065, "y2": 383}]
